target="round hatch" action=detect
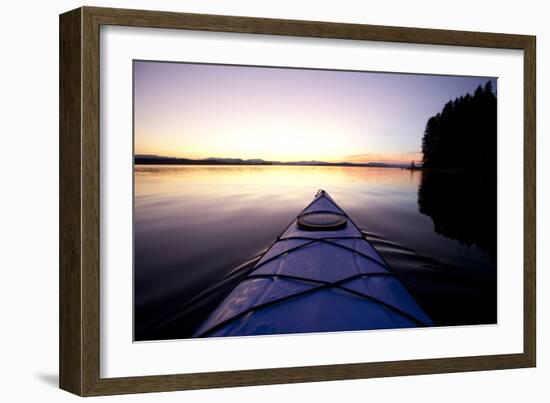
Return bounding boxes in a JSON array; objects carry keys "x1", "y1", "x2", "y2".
[{"x1": 297, "y1": 212, "x2": 347, "y2": 231}]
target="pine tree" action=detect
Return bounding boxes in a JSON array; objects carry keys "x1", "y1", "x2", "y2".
[{"x1": 420, "y1": 80, "x2": 497, "y2": 171}]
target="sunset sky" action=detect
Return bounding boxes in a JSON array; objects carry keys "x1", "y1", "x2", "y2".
[{"x1": 134, "y1": 61, "x2": 496, "y2": 165}]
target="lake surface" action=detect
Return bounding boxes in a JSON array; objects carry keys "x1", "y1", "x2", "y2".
[{"x1": 134, "y1": 165, "x2": 496, "y2": 341}]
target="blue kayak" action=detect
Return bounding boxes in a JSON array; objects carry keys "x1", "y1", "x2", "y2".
[{"x1": 193, "y1": 190, "x2": 433, "y2": 337}]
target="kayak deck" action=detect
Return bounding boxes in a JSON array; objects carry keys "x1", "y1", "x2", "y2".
[{"x1": 193, "y1": 190, "x2": 433, "y2": 337}]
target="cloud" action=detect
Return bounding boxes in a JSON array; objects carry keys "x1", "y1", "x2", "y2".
[{"x1": 343, "y1": 150, "x2": 422, "y2": 165}]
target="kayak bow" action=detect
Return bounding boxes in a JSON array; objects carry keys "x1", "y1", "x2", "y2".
[{"x1": 193, "y1": 190, "x2": 433, "y2": 337}]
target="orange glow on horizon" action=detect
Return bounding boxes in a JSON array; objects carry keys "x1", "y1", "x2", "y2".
[
  {"x1": 135, "y1": 146, "x2": 422, "y2": 166},
  {"x1": 134, "y1": 61, "x2": 495, "y2": 169}
]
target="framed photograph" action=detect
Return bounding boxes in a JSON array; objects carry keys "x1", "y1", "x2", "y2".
[{"x1": 59, "y1": 6, "x2": 536, "y2": 396}]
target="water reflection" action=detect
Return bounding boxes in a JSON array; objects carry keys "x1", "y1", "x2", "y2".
[
  {"x1": 417, "y1": 170, "x2": 497, "y2": 256},
  {"x1": 134, "y1": 165, "x2": 496, "y2": 340}
]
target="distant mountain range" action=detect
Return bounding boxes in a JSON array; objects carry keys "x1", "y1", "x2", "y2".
[{"x1": 134, "y1": 155, "x2": 406, "y2": 168}]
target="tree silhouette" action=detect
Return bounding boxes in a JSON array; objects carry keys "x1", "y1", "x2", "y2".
[
  {"x1": 418, "y1": 80, "x2": 497, "y2": 255},
  {"x1": 421, "y1": 81, "x2": 497, "y2": 171}
]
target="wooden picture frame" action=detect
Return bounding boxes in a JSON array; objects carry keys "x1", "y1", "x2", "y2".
[{"x1": 59, "y1": 6, "x2": 536, "y2": 396}]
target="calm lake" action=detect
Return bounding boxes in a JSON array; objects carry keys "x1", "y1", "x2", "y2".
[{"x1": 134, "y1": 165, "x2": 496, "y2": 341}]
